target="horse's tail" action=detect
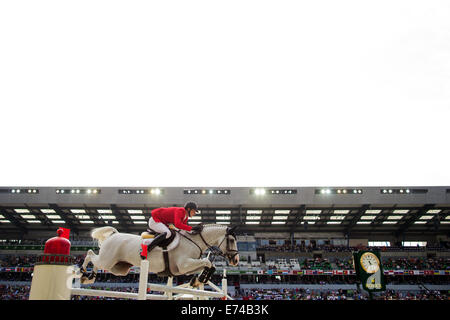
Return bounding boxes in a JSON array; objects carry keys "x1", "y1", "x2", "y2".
[{"x1": 91, "y1": 226, "x2": 118, "y2": 247}]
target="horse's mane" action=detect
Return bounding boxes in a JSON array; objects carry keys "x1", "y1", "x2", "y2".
[{"x1": 200, "y1": 224, "x2": 229, "y2": 231}]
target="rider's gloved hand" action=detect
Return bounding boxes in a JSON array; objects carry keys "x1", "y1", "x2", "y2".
[{"x1": 191, "y1": 225, "x2": 203, "y2": 233}]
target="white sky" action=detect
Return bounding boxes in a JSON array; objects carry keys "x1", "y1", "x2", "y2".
[{"x1": 0, "y1": 1, "x2": 449, "y2": 187}]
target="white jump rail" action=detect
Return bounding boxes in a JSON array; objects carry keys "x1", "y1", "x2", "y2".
[{"x1": 71, "y1": 260, "x2": 232, "y2": 300}]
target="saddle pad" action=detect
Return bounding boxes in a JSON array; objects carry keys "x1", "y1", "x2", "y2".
[{"x1": 141, "y1": 232, "x2": 155, "y2": 239}]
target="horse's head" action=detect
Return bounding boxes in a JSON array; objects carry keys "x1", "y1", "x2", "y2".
[{"x1": 218, "y1": 225, "x2": 239, "y2": 266}]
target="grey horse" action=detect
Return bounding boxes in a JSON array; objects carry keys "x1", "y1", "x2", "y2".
[{"x1": 80, "y1": 224, "x2": 239, "y2": 284}]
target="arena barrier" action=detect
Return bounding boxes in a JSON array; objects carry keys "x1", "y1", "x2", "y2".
[{"x1": 71, "y1": 260, "x2": 232, "y2": 300}]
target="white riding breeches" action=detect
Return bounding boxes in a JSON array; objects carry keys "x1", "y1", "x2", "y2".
[{"x1": 148, "y1": 218, "x2": 171, "y2": 239}]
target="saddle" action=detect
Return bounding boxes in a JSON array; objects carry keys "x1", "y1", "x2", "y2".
[
  {"x1": 141, "y1": 228, "x2": 177, "y2": 248},
  {"x1": 140, "y1": 227, "x2": 180, "y2": 277}
]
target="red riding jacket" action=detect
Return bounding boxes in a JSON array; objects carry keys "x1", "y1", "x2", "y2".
[{"x1": 150, "y1": 207, "x2": 192, "y2": 232}]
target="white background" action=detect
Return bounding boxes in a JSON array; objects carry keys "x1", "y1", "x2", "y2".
[{"x1": 1, "y1": 0, "x2": 449, "y2": 187}]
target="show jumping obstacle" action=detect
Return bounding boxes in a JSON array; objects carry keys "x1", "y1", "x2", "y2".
[{"x1": 29, "y1": 229, "x2": 232, "y2": 300}]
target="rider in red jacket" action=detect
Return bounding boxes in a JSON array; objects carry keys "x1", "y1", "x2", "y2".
[{"x1": 143, "y1": 202, "x2": 202, "y2": 256}]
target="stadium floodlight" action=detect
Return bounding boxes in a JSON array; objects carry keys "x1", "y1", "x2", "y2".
[
  {"x1": 365, "y1": 209, "x2": 382, "y2": 214},
  {"x1": 393, "y1": 210, "x2": 409, "y2": 214},
  {"x1": 333, "y1": 210, "x2": 349, "y2": 214},
  {"x1": 274, "y1": 210, "x2": 290, "y2": 214},
  {"x1": 46, "y1": 215, "x2": 61, "y2": 220},
  {"x1": 216, "y1": 210, "x2": 231, "y2": 214},
  {"x1": 41, "y1": 209, "x2": 56, "y2": 214},
  {"x1": 98, "y1": 209, "x2": 112, "y2": 214},
  {"x1": 419, "y1": 215, "x2": 434, "y2": 220},
  {"x1": 128, "y1": 210, "x2": 143, "y2": 214},
  {"x1": 330, "y1": 216, "x2": 345, "y2": 220},
  {"x1": 254, "y1": 188, "x2": 266, "y2": 195},
  {"x1": 273, "y1": 216, "x2": 288, "y2": 220},
  {"x1": 360, "y1": 215, "x2": 376, "y2": 220},
  {"x1": 427, "y1": 209, "x2": 441, "y2": 214},
  {"x1": 247, "y1": 210, "x2": 262, "y2": 214},
  {"x1": 100, "y1": 215, "x2": 116, "y2": 220},
  {"x1": 130, "y1": 216, "x2": 145, "y2": 220},
  {"x1": 209, "y1": 190, "x2": 214, "y2": 194},
  {"x1": 303, "y1": 216, "x2": 320, "y2": 220},
  {"x1": 75, "y1": 215, "x2": 90, "y2": 220},
  {"x1": 14, "y1": 209, "x2": 30, "y2": 213},
  {"x1": 21, "y1": 215, "x2": 36, "y2": 219},
  {"x1": 387, "y1": 216, "x2": 403, "y2": 220},
  {"x1": 71, "y1": 209, "x2": 86, "y2": 214}
]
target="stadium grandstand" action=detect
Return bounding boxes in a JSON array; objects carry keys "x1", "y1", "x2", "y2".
[{"x1": 0, "y1": 186, "x2": 449, "y2": 300}]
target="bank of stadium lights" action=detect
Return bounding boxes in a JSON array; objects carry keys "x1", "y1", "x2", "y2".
[
  {"x1": 9, "y1": 188, "x2": 39, "y2": 194},
  {"x1": 184, "y1": 189, "x2": 230, "y2": 195},
  {"x1": 254, "y1": 188, "x2": 266, "y2": 195},
  {"x1": 380, "y1": 188, "x2": 428, "y2": 194},
  {"x1": 250, "y1": 189, "x2": 297, "y2": 195},
  {"x1": 56, "y1": 188, "x2": 100, "y2": 194},
  {"x1": 315, "y1": 188, "x2": 362, "y2": 195},
  {"x1": 118, "y1": 189, "x2": 163, "y2": 195}
]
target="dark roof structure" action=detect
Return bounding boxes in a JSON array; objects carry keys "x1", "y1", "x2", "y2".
[{"x1": 0, "y1": 187, "x2": 449, "y2": 239}]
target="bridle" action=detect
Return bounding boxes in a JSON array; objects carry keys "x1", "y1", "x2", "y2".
[
  {"x1": 179, "y1": 226, "x2": 239, "y2": 263},
  {"x1": 201, "y1": 230, "x2": 239, "y2": 262}
]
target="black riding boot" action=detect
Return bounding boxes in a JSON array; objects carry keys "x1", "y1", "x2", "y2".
[{"x1": 147, "y1": 232, "x2": 167, "y2": 253}]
